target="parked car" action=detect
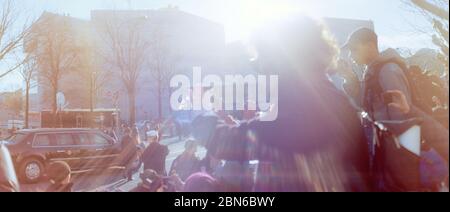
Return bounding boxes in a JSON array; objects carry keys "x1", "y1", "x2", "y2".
[{"x1": 2, "y1": 128, "x2": 135, "y2": 184}]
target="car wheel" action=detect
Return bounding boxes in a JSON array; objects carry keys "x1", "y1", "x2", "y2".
[{"x1": 19, "y1": 158, "x2": 44, "y2": 184}]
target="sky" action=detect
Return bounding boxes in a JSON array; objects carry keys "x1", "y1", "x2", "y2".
[{"x1": 0, "y1": 0, "x2": 440, "y2": 91}]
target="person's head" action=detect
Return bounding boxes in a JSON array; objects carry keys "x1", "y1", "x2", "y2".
[
  {"x1": 343, "y1": 28, "x2": 379, "y2": 65},
  {"x1": 47, "y1": 161, "x2": 71, "y2": 185},
  {"x1": 146, "y1": 130, "x2": 159, "y2": 143}
]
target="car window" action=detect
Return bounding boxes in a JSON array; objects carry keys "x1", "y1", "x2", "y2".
[
  {"x1": 90, "y1": 134, "x2": 110, "y2": 146},
  {"x1": 76, "y1": 133, "x2": 92, "y2": 146},
  {"x1": 54, "y1": 133, "x2": 74, "y2": 146},
  {"x1": 33, "y1": 134, "x2": 51, "y2": 147}
]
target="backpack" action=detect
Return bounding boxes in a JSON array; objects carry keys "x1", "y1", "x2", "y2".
[
  {"x1": 364, "y1": 58, "x2": 449, "y2": 128},
  {"x1": 363, "y1": 58, "x2": 449, "y2": 191}
]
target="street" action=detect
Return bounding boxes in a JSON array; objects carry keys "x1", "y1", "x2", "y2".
[{"x1": 20, "y1": 137, "x2": 207, "y2": 192}]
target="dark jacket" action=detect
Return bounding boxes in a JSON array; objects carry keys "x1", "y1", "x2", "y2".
[
  {"x1": 142, "y1": 142, "x2": 169, "y2": 175},
  {"x1": 169, "y1": 153, "x2": 200, "y2": 181}
]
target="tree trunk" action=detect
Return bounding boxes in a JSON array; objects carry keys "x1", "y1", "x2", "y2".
[
  {"x1": 157, "y1": 79, "x2": 162, "y2": 120},
  {"x1": 25, "y1": 85, "x2": 30, "y2": 129},
  {"x1": 52, "y1": 86, "x2": 58, "y2": 128},
  {"x1": 128, "y1": 88, "x2": 136, "y2": 126}
]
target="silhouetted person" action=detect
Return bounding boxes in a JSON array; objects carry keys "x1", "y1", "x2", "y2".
[
  {"x1": 141, "y1": 131, "x2": 169, "y2": 176},
  {"x1": 0, "y1": 144, "x2": 20, "y2": 192},
  {"x1": 169, "y1": 139, "x2": 200, "y2": 181},
  {"x1": 344, "y1": 28, "x2": 449, "y2": 191},
  {"x1": 121, "y1": 128, "x2": 140, "y2": 181}
]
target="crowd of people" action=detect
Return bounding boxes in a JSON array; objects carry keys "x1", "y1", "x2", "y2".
[
  {"x1": 1, "y1": 15, "x2": 448, "y2": 192},
  {"x1": 123, "y1": 16, "x2": 448, "y2": 192}
]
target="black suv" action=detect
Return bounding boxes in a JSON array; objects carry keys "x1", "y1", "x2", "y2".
[{"x1": 3, "y1": 128, "x2": 131, "y2": 183}]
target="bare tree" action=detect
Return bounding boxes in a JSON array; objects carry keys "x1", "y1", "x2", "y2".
[
  {"x1": 2, "y1": 89, "x2": 23, "y2": 126},
  {"x1": 77, "y1": 38, "x2": 112, "y2": 112},
  {"x1": 27, "y1": 14, "x2": 82, "y2": 127},
  {"x1": 148, "y1": 25, "x2": 177, "y2": 120},
  {"x1": 18, "y1": 55, "x2": 37, "y2": 129},
  {"x1": 0, "y1": 0, "x2": 32, "y2": 79},
  {"x1": 403, "y1": 0, "x2": 449, "y2": 74},
  {"x1": 101, "y1": 15, "x2": 150, "y2": 125}
]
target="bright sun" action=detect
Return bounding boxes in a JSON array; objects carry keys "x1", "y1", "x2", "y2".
[{"x1": 226, "y1": 0, "x2": 307, "y2": 42}]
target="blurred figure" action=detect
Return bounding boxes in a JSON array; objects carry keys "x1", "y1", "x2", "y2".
[
  {"x1": 192, "y1": 17, "x2": 370, "y2": 191},
  {"x1": 0, "y1": 144, "x2": 20, "y2": 192},
  {"x1": 119, "y1": 123, "x2": 128, "y2": 138},
  {"x1": 169, "y1": 139, "x2": 200, "y2": 181},
  {"x1": 131, "y1": 125, "x2": 141, "y2": 144},
  {"x1": 131, "y1": 125, "x2": 142, "y2": 151},
  {"x1": 120, "y1": 127, "x2": 140, "y2": 181},
  {"x1": 142, "y1": 121, "x2": 151, "y2": 141},
  {"x1": 141, "y1": 130, "x2": 169, "y2": 175},
  {"x1": 46, "y1": 161, "x2": 72, "y2": 192}
]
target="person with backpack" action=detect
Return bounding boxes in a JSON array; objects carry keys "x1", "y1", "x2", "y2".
[{"x1": 343, "y1": 28, "x2": 449, "y2": 191}]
